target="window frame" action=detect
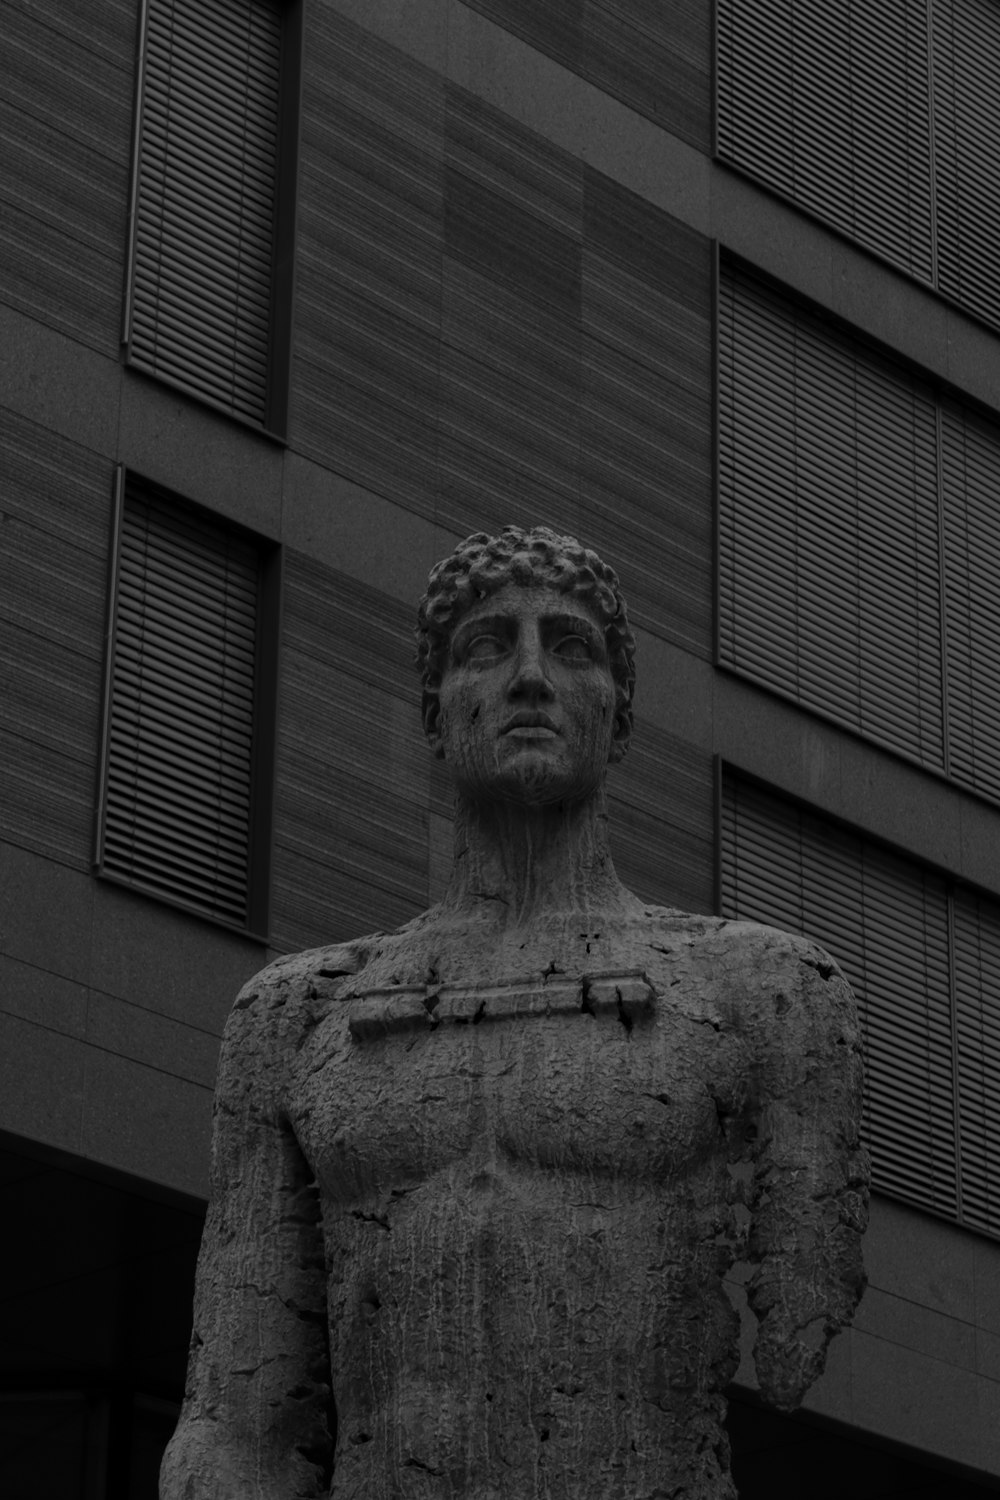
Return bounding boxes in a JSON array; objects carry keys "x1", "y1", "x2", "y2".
[
  {"x1": 122, "y1": 0, "x2": 303, "y2": 438},
  {"x1": 715, "y1": 254, "x2": 1000, "y2": 817},
  {"x1": 718, "y1": 762, "x2": 1000, "y2": 1242},
  {"x1": 94, "y1": 466, "x2": 280, "y2": 939},
  {"x1": 714, "y1": 0, "x2": 1000, "y2": 342}
]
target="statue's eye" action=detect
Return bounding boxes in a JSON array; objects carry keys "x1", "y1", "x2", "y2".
[
  {"x1": 552, "y1": 633, "x2": 594, "y2": 662},
  {"x1": 464, "y1": 632, "x2": 508, "y2": 663}
]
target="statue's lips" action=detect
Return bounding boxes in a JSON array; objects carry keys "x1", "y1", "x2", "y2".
[{"x1": 501, "y1": 714, "x2": 560, "y2": 736}]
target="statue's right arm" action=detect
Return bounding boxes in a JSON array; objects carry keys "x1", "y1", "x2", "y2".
[{"x1": 160, "y1": 956, "x2": 335, "y2": 1499}]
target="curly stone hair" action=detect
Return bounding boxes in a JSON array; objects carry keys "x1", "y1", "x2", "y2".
[{"x1": 417, "y1": 525, "x2": 636, "y2": 751}]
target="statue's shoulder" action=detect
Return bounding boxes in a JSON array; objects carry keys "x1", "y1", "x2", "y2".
[
  {"x1": 233, "y1": 935, "x2": 382, "y2": 1006},
  {"x1": 712, "y1": 915, "x2": 845, "y2": 990},
  {"x1": 640, "y1": 904, "x2": 839, "y2": 972},
  {"x1": 223, "y1": 933, "x2": 387, "y2": 1053},
  {"x1": 638, "y1": 906, "x2": 852, "y2": 1031}
]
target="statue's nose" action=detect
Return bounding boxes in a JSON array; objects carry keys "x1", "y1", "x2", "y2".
[{"x1": 507, "y1": 636, "x2": 555, "y2": 700}]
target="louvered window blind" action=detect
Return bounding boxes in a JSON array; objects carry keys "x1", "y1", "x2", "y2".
[
  {"x1": 952, "y1": 890, "x2": 1000, "y2": 1234},
  {"x1": 126, "y1": 0, "x2": 283, "y2": 425},
  {"x1": 721, "y1": 772, "x2": 1000, "y2": 1237},
  {"x1": 940, "y1": 402, "x2": 1000, "y2": 802},
  {"x1": 719, "y1": 263, "x2": 1000, "y2": 807},
  {"x1": 717, "y1": 0, "x2": 1000, "y2": 333},
  {"x1": 98, "y1": 483, "x2": 262, "y2": 929}
]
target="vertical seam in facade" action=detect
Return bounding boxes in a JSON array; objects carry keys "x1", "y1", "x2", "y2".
[
  {"x1": 710, "y1": 241, "x2": 722, "y2": 669},
  {"x1": 122, "y1": 0, "x2": 150, "y2": 347},
  {"x1": 946, "y1": 883, "x2": 964, "y2": 1224},
  {"x1": 926, "y1": 0, "x2": 940, "y2": 290},
  {"x1": 935, "y1": 399, "x2": 952, "y2": 776}
]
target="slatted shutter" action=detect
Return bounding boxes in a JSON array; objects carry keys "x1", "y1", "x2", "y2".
[
  {"x1": 718, "y1": 268, "x2": 945, "y2": 770},
  {"x1": 98, "y1": 483, "x2": 261, "y2": 928},
  {"x1": 952, "y1": 889, "x2": 1000, "y2": 1236},
  {"x1": 941, "y1": 402, "x2": 1000, "y2": 802},
  {"x1": 718, "y1": 0, "x2": 1000, "y2": 336},
  {"x1": 721, "y1": 774, "x2": 958, "y2": 1222},
  {"x1": 127, "y1": 0, "x2": 282, "y2": 425},
  {"x1": 933, "y1": 0, "x2": 1000, "y2": 329},
  {"x1": 716, "y1": 0, "x2": 935, "y2": 283}
]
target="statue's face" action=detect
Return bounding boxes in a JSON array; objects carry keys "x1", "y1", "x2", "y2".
[{"x1": 429, "y1": 583, "x2": 624, "y2": 807}]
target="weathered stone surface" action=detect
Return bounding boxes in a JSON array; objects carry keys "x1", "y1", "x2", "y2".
[{"x1": 162, "y1": 528, "x2": 868, "y2": 1499}]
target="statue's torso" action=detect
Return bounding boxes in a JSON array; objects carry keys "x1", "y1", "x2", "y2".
[{"x1": 280, "y1": 910, "x2": 764, "y2": 1499}]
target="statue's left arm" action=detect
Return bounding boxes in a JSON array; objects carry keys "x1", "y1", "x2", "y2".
[
  {"x1": 742, "y1": 932, "x2": 870, "y2": 1411},
  {"x1": 160, "y1": 955, "x2": 335, "y2": 1497}
]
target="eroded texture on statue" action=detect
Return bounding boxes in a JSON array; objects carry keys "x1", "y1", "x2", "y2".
[{"x1": 162, "y1": 528, "x2": 868, "y2": 1500}]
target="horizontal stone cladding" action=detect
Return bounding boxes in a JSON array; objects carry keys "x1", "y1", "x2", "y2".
[
  {"x1": 1, "y1": 406, "x2": 113, "y2": 868},
  {"x1": 270, "y1": 550, "x2": 432, "y2": 952},
  {"x1": 579, "y1": 172, "x2": 712, "y2": 656},
  {"x1": 2, "y1": 0, "x2": 136, "y2": 356},
  {"x1": 610, "y1": 716, "x2": 714, "y2": 915},
  {"x1": 460, "y1": 0, "x2": 711, "y2": 151},
  {"x1": 293, "y1": 8, "x2": 713, "y2": 658},
  {"x1": 435, "y1": 86, "x2": 586, "y2": 554},
  {"x1": 292, "y1": 7, "x2": 445, "y2": 520}
]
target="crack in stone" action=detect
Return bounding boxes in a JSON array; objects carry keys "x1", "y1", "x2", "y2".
[{"x1": 351, "y1": 1209, "x2": 391, "y2": 1233}]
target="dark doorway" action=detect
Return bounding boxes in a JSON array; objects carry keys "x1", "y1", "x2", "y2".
[
  {"x1": 728, "y1": 1391, "x2": 1000, "y2": 1497},
  {"x1": 0, "y1": 1135, "x2": 204, "y2": 1500}
]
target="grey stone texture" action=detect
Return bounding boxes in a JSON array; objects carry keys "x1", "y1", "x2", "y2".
[{"x1": 163, "y1": 531, "x2": 867, "y2": 1497}]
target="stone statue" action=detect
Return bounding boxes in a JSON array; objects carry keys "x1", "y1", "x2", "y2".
[{"x1": 161, "y1": 527, "x2": 869, "y2": 1500}]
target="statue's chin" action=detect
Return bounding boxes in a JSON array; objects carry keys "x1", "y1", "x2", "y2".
[{"x1": 461, "y1": 757, "x2": 603, "y2": 812}]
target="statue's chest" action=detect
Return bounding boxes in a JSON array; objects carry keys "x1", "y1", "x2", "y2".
[{"x1": 291, "y1": 967, "x2": 746, "y2": 1200}]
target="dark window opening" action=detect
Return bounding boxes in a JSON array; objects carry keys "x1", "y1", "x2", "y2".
[
  {"x1": 124, "y1": 0, "x2": 301, "y2": 434},
  {"x1": 95, "y1": 470, "x2": 278, "y2": 937},
  {"x1": 721, "y1": 768, "x2": 1000, "y2": 1241}
]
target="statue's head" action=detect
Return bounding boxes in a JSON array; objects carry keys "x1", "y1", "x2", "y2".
[{"x1": 417, "y1": 527, "x2": 635, "y2": 806}]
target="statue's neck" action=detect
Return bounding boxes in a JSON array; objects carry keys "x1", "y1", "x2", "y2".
[{"x1": 440, "y1": 786, "x2": 641, "y2": 928}]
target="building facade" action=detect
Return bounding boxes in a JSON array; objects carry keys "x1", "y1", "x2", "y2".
[{"x1": 3, "y1": 0, "x2": 1000, "y2": 1492}]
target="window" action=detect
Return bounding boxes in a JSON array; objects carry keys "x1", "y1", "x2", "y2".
[
  {"x1": 95, "y1": 472, "x2": 278, "y2": 933},
  {"x1": 717, "y1": 0, "x2": 1000, "y2": 332},
  {"x1": 124, "y1": 0, "x2": 301, "y2": 431},
  {"x1": 721, "y1": 770, "x2": 1000, "y2": 1238},
  {"x1": 718, "y1": 262, "x2": 1000, "y2": 805}
]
